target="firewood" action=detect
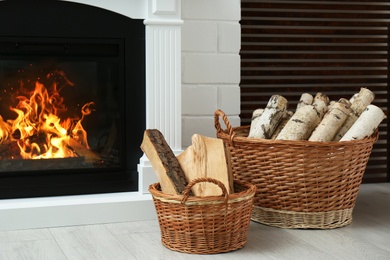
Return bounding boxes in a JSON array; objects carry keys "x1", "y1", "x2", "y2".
[
  {"x1": 340, "y1": 104, "x2": 386, "y2": 141},
  {"x1": 296, "y1": 93, "x2": 313, "y2": 109},
  {"x1": 271, "y1": 110, "x2": 293, "y2": 140},
  {"x1": 251, "y1": 108, "x2": 264, "y2": 120},
  {"x1": 275, "y1": 105, "x2": 319, "y2": 140},
  {"x1": 309, "y1": 98, "x2": 352, "y2": 142},
  {"x1": 312, "y1": 92, "x2": 329, "y2": 119},
  {"x1": 177, "y1": 134, "x2": 233, "y2": 196},
  {"x1": 275, "y1": 93, "x2": 328, "y2": 141},
  {"x1": 67, "y1": 138, "x2": 101, "y2": 163},
  {"x1": 248, "y1": 95, "x2": 288, "y2": 139},
  {"x1": 333, "y1": 88, "x2": 375, "y2": 141},
  {"x1": 140, "y1": 129, "x2": 188, "y2": 195}
]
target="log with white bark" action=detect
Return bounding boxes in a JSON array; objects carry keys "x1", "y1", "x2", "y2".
[
  {"x1": 296, "y1": 93, "x2": 313, "y2": 109},
  {"x1": 271, "y1": 110, "x2": 293, "y2": 140},
  {"x1": 251, "y1": 108, "x2": 264, "y2": 120},
  {"x1": 308, "y1": 98, "x2": 352, "y2": 142},
  {"x1": 312, "y1": 92, "x2": 329, "y2": 119},
  {"x1": 275, "y1": 105, "x2": 322, "y2": 140},
  {"x1": 275, "y1": 93, "x2": 329, "y2": 141},
  {"x1": 333, "y1": 88, "x2": 375, "y2": 141},
  {"x1": 340, "y1": 104, "x2": 386, "y2": 141},
  {"x1": 248, "y1": 95, "x2": 288, "y2": 139}
]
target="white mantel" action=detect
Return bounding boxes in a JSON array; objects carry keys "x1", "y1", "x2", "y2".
[{"x1": 0, "y1": 0, "x2": 182, "y2": 231}]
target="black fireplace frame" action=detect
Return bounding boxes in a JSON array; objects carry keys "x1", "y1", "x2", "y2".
[{"x1": 0, "y1": 0, "x2": 145, "y2": 198}]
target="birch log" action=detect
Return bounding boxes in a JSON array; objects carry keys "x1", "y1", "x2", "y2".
[
  {"x1": 340, "y1": 104, "x2": 386, "y2": 141},
  {"x1": 271, "y1": 110, "x2": 293, "y2": 139},
  {"x1": 312, "y1": 92, "x2": 329, "y2": 119},
  {"x1": 308, "y1": 98, "x2": 351, "y2": 141},
  {"x1": 297, "y1": 93, "x2": 313, "y2": 109},
  {"x1": 333, "y1": 88, "x2": 375, "y2": 141},
  {"x1": 275, "y1": 105, "x2": 322, "y2": 140},
  {"x1": 248, "y1": 95, "x2": 288, "y2": 139}
]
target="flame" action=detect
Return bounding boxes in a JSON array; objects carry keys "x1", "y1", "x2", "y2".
[{"x1": 0, "y1": 78, "x2": 93, "y2": 159}]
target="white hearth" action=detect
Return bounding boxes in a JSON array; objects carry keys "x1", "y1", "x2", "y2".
[{"x1": 0, "y1": 0, "x2": 182, "y2": 231}]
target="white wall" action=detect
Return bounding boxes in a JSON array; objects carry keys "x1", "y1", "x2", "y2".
[{"x1": 181, "y1": 0, "x2": 241, "y2": 147}]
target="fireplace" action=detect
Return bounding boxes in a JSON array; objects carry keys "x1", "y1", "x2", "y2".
[{"x1": 0, "y1": 1, "x2": 145, "y2": 198}]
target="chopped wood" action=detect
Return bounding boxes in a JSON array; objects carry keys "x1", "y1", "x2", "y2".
[
  {"x1": 309, "y1": 98, "x2": 352, "y2": 142},
  {"x1": 251, "y1": 108, "x2": 264, "y2": 121},
  {"x1": 177, "y1": 134, "x2": 233, "y2": 196},
  {"x1": 271, "y1": 110, "x2": 293, "y2": 140},
  {"x1": 340, "y1": 104, "x2": 386, "y2": 141},
  {"x1": 248, "y1": 95, "x2": 288, "y2": 139},
  {"x1": 67, "y1": 137, "x2": 101, "y2": 164},
  {"x1": 141, "y1": 129, "x2": 189, "y2": 195},
  {"x1": 333, "y1": 88, "x2": 375, "y2": 141},
  {"x1": 312, "y1": 92, "x2": 329, "y2": 119},
  {"x1": 275, "y1": 105, "x2": 320, "y2": 140},
  {"x1": 297, "y1": 93, "x2": 313, "y2": 109}
]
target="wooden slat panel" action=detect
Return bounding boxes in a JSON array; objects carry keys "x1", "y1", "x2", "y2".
[{"x1": 240, "y1": 0, "x2": 390, "y2": 182}]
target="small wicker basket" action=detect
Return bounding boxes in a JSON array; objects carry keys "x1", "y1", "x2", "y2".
[
  {"x1": 149, "y1": 177, "x2": 256, "y2": 254},
  {"x1": 214, "y1": 109, "x2": 378, "y2": 229}
]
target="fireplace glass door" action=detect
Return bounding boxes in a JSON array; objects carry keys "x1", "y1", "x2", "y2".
[{"x1": 0, "y1": 1, "x2": 145, "y2": 199}]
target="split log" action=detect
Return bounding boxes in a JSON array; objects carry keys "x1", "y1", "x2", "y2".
[
  {"x1": 296, "y1": 93, "x2": 313, "y2": 109},
  {"x1": 141, "y1": 129, "x2": 188, "y2": 195},
  {"x1": 177, "y1": 134, "x2": 233, "y2": 196},
  {"x1": 248, "y1": 95, "x2": 288, "y2": 139},
  {"x1": 333, "y1": 88, "x2": 375, "y2": 141},
  {"x1": 340, "y1": 104, "x2": 386, "y2": 141},
  {"x1": 309, "y1": 98, "x2": 352, "y2": 142}
]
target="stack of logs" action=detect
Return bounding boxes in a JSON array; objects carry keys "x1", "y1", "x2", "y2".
[
  {"x1": 248, "y1": 88, "x2": 386, "y2": 142},
  {"x1": 141, "y1": 129, "x2": 233, "y2": 196}
]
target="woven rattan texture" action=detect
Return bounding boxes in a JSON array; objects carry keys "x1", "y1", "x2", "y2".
[
  {"x1": 214, "y1": 110, "x2": 378, "y2": 228},
  {"x1": 149, "y1": 178, "x2": 256, "y2": 254}
]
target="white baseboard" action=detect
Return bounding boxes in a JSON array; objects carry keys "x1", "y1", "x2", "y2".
[{"x1": 0, "y1": 192, "x2": 156, "y2": 231}]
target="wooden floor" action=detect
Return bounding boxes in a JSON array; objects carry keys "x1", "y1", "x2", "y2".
[{"x1": 0, "y1": 183, "x2": 389, "y2": 260}]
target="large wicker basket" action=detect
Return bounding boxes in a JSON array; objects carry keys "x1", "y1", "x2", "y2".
[
  {"x1": 149, "y1": 177, "x2": 256, "y2": 254},
  {"x1": 214, "y1": 109, "x2": 378, "y2": 229}
]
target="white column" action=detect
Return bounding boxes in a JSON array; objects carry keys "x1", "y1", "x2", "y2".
[{"x1": 138, "y1": 0, "x2": 183, "y2": 193}]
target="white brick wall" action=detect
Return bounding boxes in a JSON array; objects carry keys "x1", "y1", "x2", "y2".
[{"x1": 181, "y1": 0, "x2": 241, "y2": 147}]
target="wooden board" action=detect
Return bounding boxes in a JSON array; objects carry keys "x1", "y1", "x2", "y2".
[{"x1": 177, "y1": 134, "x2": 234, "y2": 196}]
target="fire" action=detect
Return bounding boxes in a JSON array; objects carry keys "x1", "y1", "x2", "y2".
[{"x1": 0, "y1": 76, "x2": 94, "y2": 159}]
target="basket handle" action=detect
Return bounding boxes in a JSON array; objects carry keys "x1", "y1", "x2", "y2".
[
  {"x1": 181, "y1": 177, "x2": 229, "y2": 204},
  {"x1": 214, "y1": 109, "x2": 236, "y2": 144}
]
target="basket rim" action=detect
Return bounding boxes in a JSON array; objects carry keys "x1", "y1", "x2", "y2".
[{"x1": 148, "y1": 179, "x2": 256, "y2": 206}]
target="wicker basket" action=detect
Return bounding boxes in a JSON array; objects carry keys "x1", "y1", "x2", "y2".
[
  {"x1": 149, "y1": 177, "x2": 256, "y2": 254},
  {"x1": 214, "y1": 109, "x2": 378, "y2": 229}
]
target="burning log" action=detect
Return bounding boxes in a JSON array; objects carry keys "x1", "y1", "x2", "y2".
[{"x1": 67, "y1": 138, "x2": 101, "y2": 164}]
